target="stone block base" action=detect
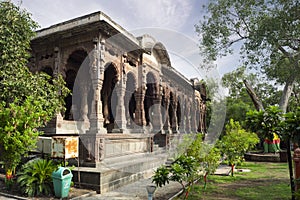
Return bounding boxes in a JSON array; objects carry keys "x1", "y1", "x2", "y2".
[{"x1": 71, "y1": 151, "x2": 167, "y2": 193}]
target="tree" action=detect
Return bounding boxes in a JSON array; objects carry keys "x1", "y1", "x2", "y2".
[
  {"x1": 201, "y1": 145, "x2": 220, "y2": 189},
  {"x1": 221, "y1": 66, "x2": 284, "y2": 135},
  {"x1": 219, "y1": 119, "x2": 259, "y2": 176},
  {"x1": 186, "y1": 134, "x2": 221, "y2": 190},
  {"x1": 246, "y1": 106, "x2": 283, "y2": 141},
  {"x1": 152, "y1": 134, "x2": 221, "y2": 199},
  {"x1": 0, "y1": 1, "x2": 68, "y2": 175},
  {"x1": 288, "y1": 82, "x2": 300, "y2": 113},
  {"x1": 246, "y1": 106, "x2": 300, "y2": 199},
  {"x1": 222, "y1": 67, "x2": 256, "y2": 125},
  {"x1": 282, "y1": 107, "x2": 300, "y2": 145},
  {"x1": 196, "y1": 0, "x2": 300, "y2": 113}
]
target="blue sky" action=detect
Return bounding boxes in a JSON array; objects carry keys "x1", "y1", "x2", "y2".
[{"x1": 11, "y1": 0, "x2": 239, "y2": 79}]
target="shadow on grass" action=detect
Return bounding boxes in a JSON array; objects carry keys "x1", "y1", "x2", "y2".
[{"x1": 177, "y1": 162, "x2": 291, "y2": 200}]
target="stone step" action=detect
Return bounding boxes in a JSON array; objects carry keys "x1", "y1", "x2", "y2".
[
  {"x1": 103, "y1": 154, "x2": 168, "y2": 175},
  {"x1": 72, "y1": 152, "x2": 168, "y2": 193},
  {"x1": 102, "y1": 151, "x2": 167, "y2": 166}
]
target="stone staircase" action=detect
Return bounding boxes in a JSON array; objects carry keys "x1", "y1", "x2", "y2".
[{"x1": 72, "y1": 150, "x2": 169, "y2": 194}]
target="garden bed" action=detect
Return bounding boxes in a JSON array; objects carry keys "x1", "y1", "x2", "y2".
[{"x1": 0, "y1": 176, "x2": 95, "y2": 199}]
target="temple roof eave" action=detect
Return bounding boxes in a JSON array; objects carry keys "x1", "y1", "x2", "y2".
[{"x1": 32, "y1": 11, "x2": 140, "y2": 50}]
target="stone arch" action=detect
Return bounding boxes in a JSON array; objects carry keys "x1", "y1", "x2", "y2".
[
  {"x1": 152, "y1": 42, "x2": 171, "y2": 68},
  {"x1": 104, "y1": 61, "x2": 119, "y2": 74},
  {"x1": 101, "y1": 62, "x2": 119, "y2": 132},
  {"x1": 125, "y1": 72, "x2": 137, "y2": 128},
  {"x1": 64, "y1": 49, "x2": 88, "y2": 120},
  {"x1": 144, "y1": 72, "x2": 158, "y2": 126},
  {"x1": 138, "y1": 35, "x2": 171, "y2": 68}
]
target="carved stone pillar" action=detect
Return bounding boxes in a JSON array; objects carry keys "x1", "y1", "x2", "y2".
[
  {"x1": 113, "y1": 71, "x2": 128, "y2": 133},
  {"x1": 191, "y1": 99, "x2": 197, "y2": 133},
  {"x1": 162, "y1": 86, "x2": 171, "y2": 134},
  {"x1": 53, "y1": 47, "x2": 60, "y2": 77},
  {"x1": 46, "y1": 47, "x2": 64, "y2": 133},
  {"x1": 134, "y1": 64, "x2": 146, "y2": 132},
  {"x1": 152, "y1": 84, "x2": 163, "y2": 133},
  {"x1": 171, "y1": 94, "x2": 178, "y2": 133},
  {"x1": 196, "y1": 101, "x2": 201, "y2": 133},
  {"x1": 81, "y1": 37, "x2": 107, "y2": 164},
  {"x1": 201, "y1": 101, "x2": 207, "y2": 133},
  {"x1": 179, "y1": 97, "x2": 186, "y2": 133},
  {"x1": 185, "y1": 103, "x2": 191, "y2": 133},
  {"x1": 134, "y1": 86, "x2": 146, "y2": 129},
  {"x1": 196, "y1": 101, "x2": 200, "y2": 132},
  {"x1": 88, "y1": 37, "x2": 107, "y2": 134},
  {"x1": 54, "y1": 47, "x2": 63, "y2": 121},
  {"x1": 79, "y1": 83, "x2": 89, "y2": 122},
  {"x1": 125, "y1": 88, "x2": 136, "y2": 129}
]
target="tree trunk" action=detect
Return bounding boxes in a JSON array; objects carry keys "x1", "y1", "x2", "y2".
[
  {"x1": 204, "y1": 173, "x2": 208, "y2": 189},
  {"x1": 292, "y1": 86, "x2": 300, "y2": 105},
  {"x1": 243, "y1": 80, "x2": 264, "y2": 111},
  {"x1": 279, "y1": 77, "x2": 295, "y2": 113}
]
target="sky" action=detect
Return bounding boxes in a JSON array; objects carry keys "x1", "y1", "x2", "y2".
[{"x1": 11, "y1": 0, "x2": 239, "y2": 79}]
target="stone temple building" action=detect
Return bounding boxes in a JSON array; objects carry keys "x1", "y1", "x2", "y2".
[{"x1": 30, "y1": 11, "x2": 207, "y2": 193}]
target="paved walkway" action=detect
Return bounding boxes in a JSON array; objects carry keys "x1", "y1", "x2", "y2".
[
  {"x1": 74, "y1": 178, "x2": 183, "y2": 200},
  {"x1": 0, "y1": 197, "x2": 15, "y2": 200},
  {"x1": 0, "y1": 165, "x2": 231, "y2": 200},
  {"x1": 73, "y1": 165, "x2": 231, "y2": 200}
]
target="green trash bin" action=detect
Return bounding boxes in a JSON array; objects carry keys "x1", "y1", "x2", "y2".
[{"x1": 52, "y1": 167, "x2": 73, "y2": 198}]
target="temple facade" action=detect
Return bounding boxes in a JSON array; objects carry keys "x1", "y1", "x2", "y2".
[{"x1": 29, "y1": 11, "x2": 207, "y2": 193}]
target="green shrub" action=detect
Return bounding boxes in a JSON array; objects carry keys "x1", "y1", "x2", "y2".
[
  {"x1": 152, "y1": 165, "x2": 170, "y2": 187},
  {"x1": 219, "y1": 119, "x2": 259, "y2": 176},
  {"x1": 17, "y1": 158, "x2": 57, "y2": 197}
]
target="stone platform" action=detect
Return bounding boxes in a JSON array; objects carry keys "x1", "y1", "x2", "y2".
[
  {"x1": 71, "y1": 151, "x2": 168, "y2": 194},
  {"x1": 244, "y1": 151, "x2": 287, "y2": 162}
]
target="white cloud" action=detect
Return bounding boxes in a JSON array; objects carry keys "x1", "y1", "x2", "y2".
[
  {"x1": 124, "y1": 0, "x2": 193, "y2": 30},
  {"x1": 12, "y1": 0, "x2": 194, "y2": 33},
  {"x1": 10, "y1": 0, "x2": 239, "y2": 78},
  {"x1": 12, "y1": 0, "x2": 103, "y2": 28}
]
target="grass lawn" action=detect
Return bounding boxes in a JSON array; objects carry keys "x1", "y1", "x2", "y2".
[{"x1": 177, "y1": 161, "x2": 291, "y2": 200}]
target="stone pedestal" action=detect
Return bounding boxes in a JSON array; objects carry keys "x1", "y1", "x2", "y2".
[{"x1": 80, "y1": 134, "x2": 105, "y2": 166}]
